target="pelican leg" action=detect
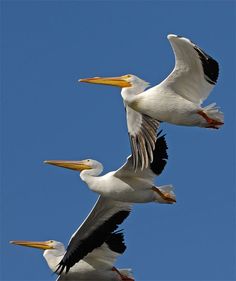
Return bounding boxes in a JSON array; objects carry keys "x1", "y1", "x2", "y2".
[
  {"x1": 112, "y1": 267, "x2": 134, "y2": 281},
  {"x1": 152, "y1": 187, "x2": 176, "y2": 203},
  {"x1": 197, "y1": 110, "x2": 224, "y2": 128}
]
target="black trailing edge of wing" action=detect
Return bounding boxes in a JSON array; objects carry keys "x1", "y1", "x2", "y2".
[
  {"x1": 105, "y1": 230, "x2": 126, "y2": 254},
  {"x1": 56, "y1": 210, "x2": 130, "y2": 275},
  {"x1": 194, "y1": 46, "x2": 219, "y2": 85},
  {"x1": 150, "y1": 130, "x2": 168, "y2": 175}
]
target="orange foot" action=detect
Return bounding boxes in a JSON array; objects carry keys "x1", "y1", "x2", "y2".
[
  {"x1": 197, "y1": 110, "x2": 224, "y2": 129},
  {"x1": 112, "y1": 267, "x2": 134, "y2": 281},
  {"x1": 152, "y1": 187, "x2": 176, "y2": 204}
]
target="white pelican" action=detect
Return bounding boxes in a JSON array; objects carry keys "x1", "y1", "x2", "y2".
[
  {"x1": 44, "y1": 133, "x2": 176, "y2": 204},
  {"x1": 11, "y1": 231, "x2": 134, "y2": 281},
  {"x1": 79, "y1": 34, "x2": 224, "y2": 170},
  {"x1": 11, "y1": 196, "x2": 133, "y2": 280}
]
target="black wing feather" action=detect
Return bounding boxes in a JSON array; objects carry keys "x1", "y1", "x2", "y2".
[
  {"x1": 56, "y1": 210, "x2": 130, "y2": 274},
  {"x1": 105, "y1": 230, "x2": 126, "y2": 254},
  {"x1": 150, "y1": 131, "x2": 168, "y2": 175},
  {"x1": 194, "y1": 46, "x2": 219, "y2": 85}
]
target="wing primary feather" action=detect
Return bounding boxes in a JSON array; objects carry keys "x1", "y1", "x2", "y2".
[
  {"x1": 130, "y1": 135, "x2": 138, "y2": 170},
  {"x1": 193, "y1": 46, "x2": 219, "y2": 85},
  {"x1": 147, "y1": 130, "x2": 156, "y2": 150},
  {"x1": 127, "y1": 102, "x2": 160, "y2": 170},
  {"x1": 105, "y1": 231, "x2": 126, "y2": 254},
  {"x1": 137, "y1": 133, "x2": 149, "y2": 170},
  {"x1": 143, "y1": 115, "x2": 160, "y2": 133},
  {"x1": 133, "y1": 118, "x2": 159, "y2": 171},
  {"x1": 141, "y1": 122, "x2": 157, "y2": 149},
  {"x1": 140, "y1": 127, "x2": 155, "y2": 163},
  {"x1": 135, "y1": 136, "x2": 144, "y2": 170},
  {"x1": 55, "y1": 210, "x2": 130, "y2": 275},
  {"x1": 150, "y1": 133, "x2": 168, "y2": 175}
]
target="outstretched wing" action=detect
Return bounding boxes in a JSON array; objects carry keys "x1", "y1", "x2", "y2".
[
  {"x1": 56, "y1": 196, "x2": 131, "y2": 275},
  {"x1": 56, "y1": 231, "x2": 128, "y2": 281},
  {"x1": 83, "y1": 231, "x2": 126, "y2": 269},
  {"x1": 126, "y1": 105, "x2": 160, "y2": 171},
  {"x1": 115, "y1": 131, "x2": 168, "y2": 182},
  {"x1": 155, "y1": 34, "x2": 219, "y2": 105}
]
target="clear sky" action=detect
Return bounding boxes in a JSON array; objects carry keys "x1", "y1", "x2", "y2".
[{"x1": 1, "y1": 1, "x2": 235, "y2": 281}]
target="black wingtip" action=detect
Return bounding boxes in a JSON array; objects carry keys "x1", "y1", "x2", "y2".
[
  {"x1": 194, "y1": 46, "x2": 219, "y2": 85},
  {"x1": 106, "y1": 230, "x2": 126, "y2": 254},
  {"x1": 56, "y1": 210, "x2": 130, "y2": 274},
  {"x1": 150, "y1": 132, "x2": 168, "y2": 175}
]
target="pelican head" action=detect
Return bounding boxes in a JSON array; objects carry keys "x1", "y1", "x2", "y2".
[
  {"x1": 44, "y1": 159, "x2": 103, "y2": 176},
  {"x1": 10, "y1": 240, "x2": 64, "y2": 251},
  {"x1": 79, "y1": 74, "x2": 149, "y2": 91},
  {"x1": 10, "y1": 240, "x2": 65, "y2": 272}
]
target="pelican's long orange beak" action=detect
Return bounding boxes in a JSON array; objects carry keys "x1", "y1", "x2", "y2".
[
  {"x1": 44, "y1": 160, "x2": 92, "y2": 171},
  {"x1": 10, "y1": 240, "x2": 54, "y2": 250},
  {"x1": 79, "y1": 75, "x2": 131, "y2": 88}
]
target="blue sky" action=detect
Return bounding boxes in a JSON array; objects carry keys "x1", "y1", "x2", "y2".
[{"x1": 1, "y1": 1, "x2": 235, "y2": 281}]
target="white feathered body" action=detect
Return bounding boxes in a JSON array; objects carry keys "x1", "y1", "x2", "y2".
[
  {"x1": 44, "y1": 243, "x2": 133, "y2": 281},
  {"x1": 81, "y1": 171, "x2": 172, "y2": 203},
  {"x1": 122, "y1": 34, "x2": 224, "y2": 129},
  {"x1": 57, "y1": 261, "x2": 120, "y2": 281},
  {"x1": 133, "y1": 88, "x2": 204, "y2": 126}
]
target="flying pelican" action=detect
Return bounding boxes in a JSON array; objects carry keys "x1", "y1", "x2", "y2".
[
  {"x1": 11, "y1": 196, "x2": 133, "y2": 279},
  {"x1": 79, "y1": 34, "x2": 224, "y2": 170},
  {"x1": 11, "y1": 231, "x2": 134, "y2": 281},
  {"x1": 44, "y1": 133, "x2": 176, "y2": 204}
]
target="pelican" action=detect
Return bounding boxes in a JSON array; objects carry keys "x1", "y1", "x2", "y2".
[
  {"x1": 10, "y1": 231, "x2": 134, "y2": 281},
  {"x1": 79, "y1": 34, "x2": 224, "y2": 170},
  {"x1": 11, "y1": 196, "x2": 133, "y2": 280},
  {"x1": 44, "y1": 133, "x2": 176, "y2": 204}
]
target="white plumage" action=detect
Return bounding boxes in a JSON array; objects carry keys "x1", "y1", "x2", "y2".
[
  {"x1": 10, "y1": 197, "x2": 134, "y2": 281},
  {"x1": 45, "y1": 133, "x2": 176, "y2": 204},
  {"x1": 79, "y1": 34, "x2": 223, "y2": 170}
]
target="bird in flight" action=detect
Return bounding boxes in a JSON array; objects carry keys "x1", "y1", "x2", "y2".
[
  {"x1": 80, "y1": 34, "x2": 223, "y2": 170},
  {"x1": 45, "y1": 132, "x2": 176, "y2": 204},
  {"x1": 10, "y1": 196, "x2": 133, "y2": 280},
  {"x1": 10, "y1": 231, "x2": 134, "y2": 281}
]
